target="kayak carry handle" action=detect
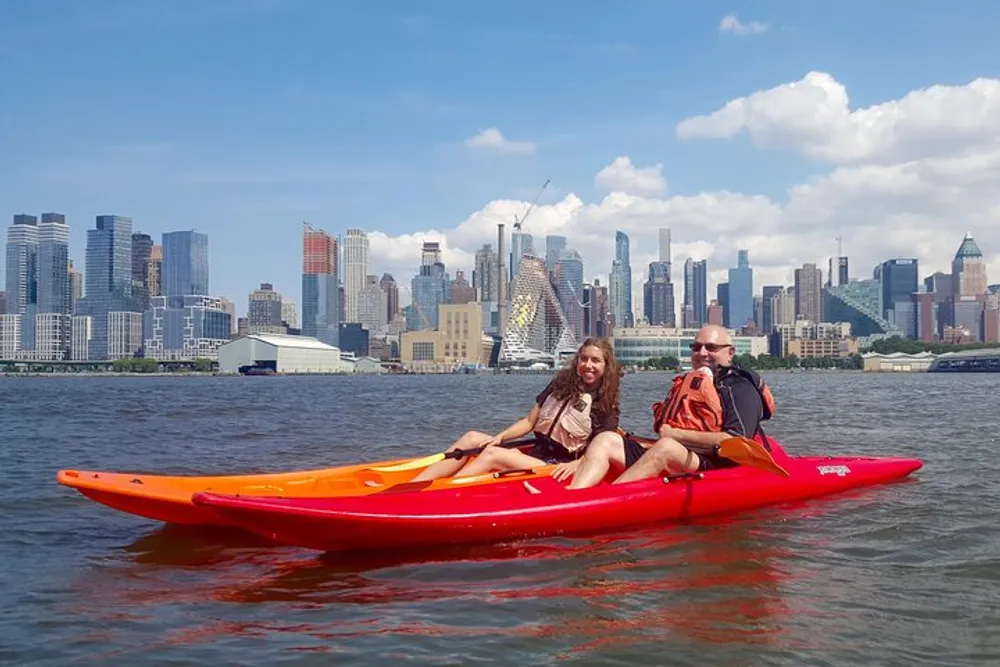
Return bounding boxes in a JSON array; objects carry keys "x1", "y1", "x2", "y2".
[
  {"x1": 662, "y1": 472, "x2": 704, "y2": 483},
  {"x1": 493, "y1": 468, "x2": 536, "y2": 479}
]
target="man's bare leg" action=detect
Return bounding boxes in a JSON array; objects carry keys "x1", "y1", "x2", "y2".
[{"x1": 613, "y1": 437, "x2": 699, "y2": 484}]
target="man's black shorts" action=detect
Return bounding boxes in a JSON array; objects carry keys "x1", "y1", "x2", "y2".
[{"x1": 622, "y1": 433, "x2": 737, "y2": 472}]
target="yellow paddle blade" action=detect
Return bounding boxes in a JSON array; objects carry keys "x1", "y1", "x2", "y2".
[
  {"x1": 368, "y1": 452, "x2": 446, "y2": 473},
  {"x1": 718, "y1": 436, "x2": 790, "y2": 477}
]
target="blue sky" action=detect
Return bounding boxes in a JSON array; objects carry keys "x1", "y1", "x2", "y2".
[{"x1": 4, "y1": 0, "x2": 1000, "y2": 314}]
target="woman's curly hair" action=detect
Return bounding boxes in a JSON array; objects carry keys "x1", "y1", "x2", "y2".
[{"x1": 547, "y1": 337, "x2": 622, "y2": 418}]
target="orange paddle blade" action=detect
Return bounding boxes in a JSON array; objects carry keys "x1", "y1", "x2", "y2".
[{"x1": 718, "y1": 436, "x2": 790, "y2": 477}]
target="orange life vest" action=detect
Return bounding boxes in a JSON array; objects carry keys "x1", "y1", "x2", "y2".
[
  {"x1": 651, "y1": 366, "x2": 776, "y2": 433},
  {"x1": 652, "y1": 370, "x2": 723, "y2": 432}
]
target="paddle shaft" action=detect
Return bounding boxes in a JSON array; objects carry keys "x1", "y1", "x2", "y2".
[
  {"x1": 366, "y1": 436, "x2": 541, "y2": 473},
  {"x1": 443, "y1": 436, "x2": 539, "y2": 460}
]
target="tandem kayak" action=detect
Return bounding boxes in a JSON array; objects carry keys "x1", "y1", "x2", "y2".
[
  {"x1": 55, "y1": 442, "x2": 555, "y2": 526},
  {"x1": 191, "y1": 454, "x2": 923, "y2": 554}
]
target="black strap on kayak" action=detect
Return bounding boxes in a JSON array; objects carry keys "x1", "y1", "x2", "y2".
[{"x1": 756, "y1": 425, "x2": 774, "y2": 452}]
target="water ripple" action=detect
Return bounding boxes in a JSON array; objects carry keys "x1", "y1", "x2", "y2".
[{"x1": 1, "y1": 372, "x2": 998, "y2": 665}]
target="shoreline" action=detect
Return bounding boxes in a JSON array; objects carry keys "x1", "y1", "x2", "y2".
[{"x1": 3, "y1": 367, "x2": 889, "y2": 378}]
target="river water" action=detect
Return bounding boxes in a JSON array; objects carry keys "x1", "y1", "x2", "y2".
[{"x1": 1, "y1": 371, "x2": 998, "y2": 665}]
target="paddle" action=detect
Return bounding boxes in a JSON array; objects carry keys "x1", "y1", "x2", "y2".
[
  {"x1": 631, "y1": 433, "x2": 789, "y2": 477},
  {"x1": 367, "y1": 437, "x2": 538, "y2": 473},
  {"x1": 716, "y1": 435, "x2": 790, "y2": 477}
]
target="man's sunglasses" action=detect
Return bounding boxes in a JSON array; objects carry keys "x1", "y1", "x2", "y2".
[{"x1": 690, "y1": 342, "x2": 732, "y2": 352}]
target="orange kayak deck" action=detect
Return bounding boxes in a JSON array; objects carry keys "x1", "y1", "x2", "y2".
[{"x1": 56, "y1": 458, "x2": 556, "y2": 526}]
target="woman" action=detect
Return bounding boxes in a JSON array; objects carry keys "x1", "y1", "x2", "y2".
[{"x1": 410, "y1": 338, "x2": 623, "y2": 481}]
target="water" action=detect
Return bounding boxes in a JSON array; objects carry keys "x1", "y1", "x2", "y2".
[{"x1": 2, "y1": 371, "x2": 998, "y2": 665}]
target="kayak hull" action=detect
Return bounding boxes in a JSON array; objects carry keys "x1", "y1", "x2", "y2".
[
  {"x1": 192, "y1": 455, "x2": 923, "y2": 553},
  {"x1": 55, "y1": 449, "x2": 554, "y2": 526}
]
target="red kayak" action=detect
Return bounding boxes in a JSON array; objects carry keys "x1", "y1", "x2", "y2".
[{"x1": 192, "y1": 453, "x2": 923, "y2": 553}]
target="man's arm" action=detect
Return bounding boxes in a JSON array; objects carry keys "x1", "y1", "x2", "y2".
[
  {"x1": 656, "y1": 426, "x2": 731, "y2": 453},
  {"x1": 717, "y1": 377, "x2": 762, "y2": 439}
]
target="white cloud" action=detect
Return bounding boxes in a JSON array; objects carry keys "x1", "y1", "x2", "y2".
[
  {"x1": 368, "y1": 230, "x2": 475, "y2": 278},
  {"x1": 595, "y1": 156, "x2": 668, "y2": 196},
  {"x1": 676, "y1": 71, "x2": 1000, "y2": 164},
  {"x1": 719, "y1": 13, "x2": 768, "y2": 36},
  {"x1": 463, "y1": 127, "x2": 535, "y2": 155},
  {"x1": 367, "y1": 74, "x2": 1000, "y2": 313}
]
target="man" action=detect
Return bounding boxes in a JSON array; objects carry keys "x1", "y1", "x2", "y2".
[{"x1": 562, "y1": 324, "x2": 770, "y2": 489}]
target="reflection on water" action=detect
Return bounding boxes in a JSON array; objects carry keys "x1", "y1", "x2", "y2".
[
  {"x1": 63, "y1": 513, "x2": 813, "y2": 659},
  {"x1": 122, "y1": 524, "x2": 278, "y2": 567}
]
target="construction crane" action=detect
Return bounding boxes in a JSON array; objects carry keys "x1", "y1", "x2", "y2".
[{"x1": 513, "y1": 179, "x2": 550, "y2": 232}]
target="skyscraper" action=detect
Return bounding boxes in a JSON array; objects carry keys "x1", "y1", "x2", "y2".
[
  {"x1": 304, "y1": 223, "x2": 338, "y2": 275},
  {"x1": 380, "y1": 273, "x2": 399, "y2": 323},
  {"x1": 5, "y1": 214, "x2": 37, "y2": 317},
  {"x1": 35, "y1": 213, "x2": 69, "y2": 315},
  {"x1": 760, "y1": 285, "x2": 783, "y2": 333},
  {"x1": 357, "y1": 274, "x2": 388, "y2": 331},
  {"x1": 147, "y1": 245, "x2": 162, "y2": 299},
  {"x1": 794, "y1": 263, "x2": 823, "y2": 323},
  {"x1": 609, "y1": 260, "x2": 628, "y2": 329},
  {"x1": 877, "y1": 258, "x2": 918, "y2": 338},
  {"x1": 33, "y1": 214, "x2": 71, "y2": 358},
  {"x1": 162, "y1": 231, "x2": 209, "y2": 297},
  {"x1": 248, "y1": 283, "x2": 284, "y2": 333},
  {"x1": 84, "y1": 215, "x2": 134, "y2": 359},
  {"x1": 644, "y1": 261, "x2": 675, "y2": 327},
  {"x1": 545, "y1": 235, "x2": 566, "y2": 278},
  {"x1": 828, "y1": 255, "x2": 849, "y2": 287},
  {"x1": 342, "y1": 228, "x2": 370, "y2": 323},
  {"x1": 727, "y1": 249, "x2": 754, "y2": 330},
  {"x1": 410, "y1": 261, "x2": 449, "y2": 331},
  {"x1": 682, "y1": 258, "x2": 708, "y2": 327},
  {"x1": 554, "y1": 248, "x2": 584, "y2": 340},
  {"x1": 68, "y1": 260, "x2": 82, "y2": 314},
  {"x1": 301, "y1": 223, "x2": 340, "y2": 346},
  {"x1": 131, "y1": 232, "x2": 154, "y2": 311},
  {"x1": 474, "y1": 244, "x2": 499, "y2": 303},
  {"x1": 658, "y1": 228, "x2": 672, "y2": 274},
  {"x1": 716, "y1": 282, "x2": 730, "y2": 328},
  {"x1": 613, "y1": 231, "x2": 634, "y2": 327},
  {"x1": 421, "y1": 241, "x2": 442, "y2": 266},
  {"x1": 951, "y1": 233, "x2": 988, "y2": 297},
  {"x1": 474, "y1": 243, "x2": 499, "y2": 332}
]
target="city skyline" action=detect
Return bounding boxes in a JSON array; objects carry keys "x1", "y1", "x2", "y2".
[
  {"x1": 2, "y1": 3, "x2": 1000, "y2": 313},
  {"x1": 3, "y1": 212, "x2": 994, "y2": 326},
  {"x1": 4, "y1": 208, "x2": 996, "y2": 364}
]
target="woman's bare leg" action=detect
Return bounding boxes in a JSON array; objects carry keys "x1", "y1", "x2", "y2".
[
  {"x1": 453, "y1": 446, "x2": 548, "y2": 478},
  {"x1": 410, "y1": 431, "x2": 493, "y2": 481}
]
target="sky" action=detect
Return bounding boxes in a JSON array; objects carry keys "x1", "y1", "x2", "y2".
[{"x1": 3, "y1": 0, "x2": 1000, "y2": 316}]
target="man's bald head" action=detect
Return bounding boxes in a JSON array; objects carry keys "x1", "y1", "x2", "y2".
[
  {"x1": 691, "y1": 324, "x2": 736, "y2": 370},
  {"x1": 696, "y1": 324, "x2": 732, "y2": 346}
]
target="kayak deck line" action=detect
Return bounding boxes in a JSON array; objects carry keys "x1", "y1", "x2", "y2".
[{"x1": 189, "y1": 455, "x2": 924, "y2": 554}]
